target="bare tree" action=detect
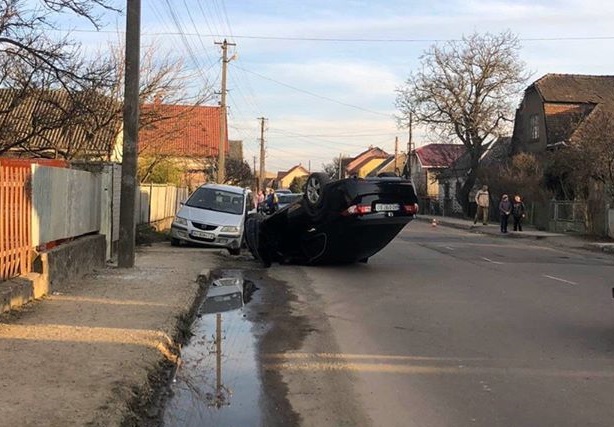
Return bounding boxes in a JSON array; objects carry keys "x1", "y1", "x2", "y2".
[
  {"x1": 0, "y1": 0, "x2": 119, "y2": 156},
  {"x1": 103, "y1": 39, "x2": 215, "y2": 180},
  {"x1": 396, "y1": 31, "x2": 529, "y2": 214},
  {"x1": 223, "y1": 158, "x2": 253, "y2": 187}
]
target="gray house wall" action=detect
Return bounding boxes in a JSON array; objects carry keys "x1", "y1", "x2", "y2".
[{"x1": 511, "y1": 87, "x2": 548, "y2": 154}]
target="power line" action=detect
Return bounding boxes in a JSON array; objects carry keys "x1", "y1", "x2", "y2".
[
  {"x1": 234, "y1": 65, "x2": 391, "y2": 117},
  {"x1": 47, "y1": 28, "x2": 614, "y2": 43}
]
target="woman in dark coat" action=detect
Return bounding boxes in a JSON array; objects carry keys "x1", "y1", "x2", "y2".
[
  {"x1": 512, "y1": 194, "x2": 527, "y2": 231},
  {"x1": 498, "y1": 194, "x2": 512, "y2": 233}
]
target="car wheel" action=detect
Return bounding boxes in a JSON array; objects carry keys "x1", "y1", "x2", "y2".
[
  {"x1": 170, "y1": 237, "x2": 181, "y2": 246},
  {"x1": 304, "y1": 173, "x2": 330, "y2": 208},
  {"x1": 228, "y1": 247, "x2": 241, "y2": 256}
]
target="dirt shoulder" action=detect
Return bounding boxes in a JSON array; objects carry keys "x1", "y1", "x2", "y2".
[{"x1": 0, "y1": 243, "x2": 223, "y2": 427}]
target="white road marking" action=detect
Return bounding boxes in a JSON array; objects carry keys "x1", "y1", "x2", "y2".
[
  {"x1": 482, "y1": 257, "x2": 503, "y2": 265},
  {"x1": 445, "y1": 246, "x2": 454, "y2": 250},
  {"x1": 543, "y1": 275, "x2": 578, "y2": 285}
]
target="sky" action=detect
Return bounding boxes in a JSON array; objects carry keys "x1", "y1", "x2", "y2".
[{"x1": 59, "y1": 0, "x2": 614, "y2": 173}]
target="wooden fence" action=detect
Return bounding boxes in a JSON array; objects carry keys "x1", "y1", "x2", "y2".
[
  {"x1": 0, "y1": 161, "x2": 31, "y2": 281},
  {"x1": 1, "y1": 159, "x2": 68, "y2": 281}
]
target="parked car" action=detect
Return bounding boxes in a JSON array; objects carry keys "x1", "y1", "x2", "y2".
[
  {"x1": 245, "y1": 173, "x2": 419, "y2": 266},
  {"x1": 170, "y1": 183, "x2": 254, "y2": 255},
  {"x1": 277, "y1": 192, "x2": 303, "y2": 210}
]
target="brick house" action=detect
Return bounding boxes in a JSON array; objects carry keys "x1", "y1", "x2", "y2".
[{"x1": 511, "y1": 74, "x2": 614, "y2": 154}]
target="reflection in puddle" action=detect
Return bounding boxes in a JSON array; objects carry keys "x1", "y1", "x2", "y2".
[{"x1": 163, "y1": 277, "x2": 261, "y2": 426}]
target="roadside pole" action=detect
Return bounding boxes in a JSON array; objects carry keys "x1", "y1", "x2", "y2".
[{"x1": 118, "y1": 0, "x2": 141, "y2": 268}]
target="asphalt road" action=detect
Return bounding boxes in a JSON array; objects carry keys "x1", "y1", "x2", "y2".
[{"x1": 265, "y1": 220, "x2": 614, "y2": 427}]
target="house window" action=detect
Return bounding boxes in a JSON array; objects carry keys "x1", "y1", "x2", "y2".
[{"x1": 530, "y1": 114, "x2": 539, "y2": 140}]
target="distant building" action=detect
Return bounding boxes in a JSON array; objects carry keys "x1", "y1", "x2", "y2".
[
  {"x1": 274, "y1": 164, "x2": 310, "y2": 189},
  {"x1": 410, "y1": 143, "x2": 466, "y2": 198},
  {"x1": 139, "y1": 103, "x2": 228, "y2": 189},
  {"x1": 0, "y1": 88, "x2": 122, "y2": 161},
  {"x1": 512, "y1": 73, "x2": 614, "y2": 154},
  {"x1": 345, "y1": 147, "x2": 389, "y2": 178}
]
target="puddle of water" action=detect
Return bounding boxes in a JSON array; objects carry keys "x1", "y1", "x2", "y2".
[{"x1": 163, "y1": 276, "x2": 262, "y2": 427}]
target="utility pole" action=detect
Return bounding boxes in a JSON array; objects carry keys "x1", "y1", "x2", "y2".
[
  {"x1": 404, "y1": 112, "x2": 413, "y2": 178},
  {"x1": 258, "y1": 117, "x2": 267, "y2": 191},
  {"x1": 118, "y1": 0, "x2": 141, "y2": 268},
  {"x1": 215, "y1": 39, "x2": 236, "y2": 184},
  {"x1": 394, "y1": 136, "x2": 399, "y2": 175},
  {"x1": 338, "y1": 153, "x2": 343, "y2": 179},
  {"x1": 252, "y1": 156, "x2": 257, "y2": 190}
]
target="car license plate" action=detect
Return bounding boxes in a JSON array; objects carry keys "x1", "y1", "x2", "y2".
[
  {"x1": 375, "y1": 203, "x2": 400, "y2": 212},
  {"x1": 192, "y1": 230, "x2": 215, "y2": 239}
]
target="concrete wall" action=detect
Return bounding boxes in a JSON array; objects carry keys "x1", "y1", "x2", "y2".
[
  {"x1": 1, "y1": 234, "x2": 106, "y2": 313},
  {"x1": 32, "y1": 165, "x2": 101, "y2": 247}
]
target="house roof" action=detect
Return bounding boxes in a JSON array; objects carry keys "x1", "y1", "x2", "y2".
[
  {"x1": 276, "y1": 164, "x2": 309, "y2": 180},
  {"x1": 367, "y1": 153, "x2": 408, "y2": 177},
  {"x1": 528, "y1": 74, "x2": 614, "y2": 147},
  {"x1": 440, "y1": 137, "x2": 512, "y2": 179},
  {"x1": 414, "y1": 144, "x2": 466, "y2": 168},
  {"x1": 533, "y1": 74, "x2": 614, "y2": 104},
  {"x1": 139, "y1": 103, "x2": 227, "y2": 158},
  {"x1": 346, "y1": 147, "x2": 389, "y2": 173},
  {"x1": 0, "y1": 88, "x2": 121, "y2": 158}
]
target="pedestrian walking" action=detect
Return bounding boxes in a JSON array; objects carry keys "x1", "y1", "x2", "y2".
[
  {"x1": 474, "y1": 185, "x2": 490, "y2": 225},
  {"x1": 498, "y1": 194, "x2": 512, "y2": 233},
  {"x1": 512, "y1": 194, "x2": 527, "y2": 231},
  {"x1": 264, "y1": 188, "x2": 279, "y2": 214}
]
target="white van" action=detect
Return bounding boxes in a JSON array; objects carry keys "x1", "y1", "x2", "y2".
[{"x1": 170, "y1": 183, "x2": 255, "y2": 254}]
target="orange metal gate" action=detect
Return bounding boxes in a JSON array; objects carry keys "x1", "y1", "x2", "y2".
[
  {"x1": 0, "y1": 161, "x2": 32, "y2": 281},
  {"x1": 0, "y1": 158, "x2": 67, "y2": 281}
]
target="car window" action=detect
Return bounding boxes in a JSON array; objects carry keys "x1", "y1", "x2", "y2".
[{"x1": 186, "y1": 187, "x2": 245, "y2": 215}]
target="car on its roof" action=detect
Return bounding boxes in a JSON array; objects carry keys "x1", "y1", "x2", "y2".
[
  {"x1": 245, "y1": 173, "x2": 419, "y2": 266},
  {"x1": 170, "y1": 183, "x2": 255, "y2": 255}
]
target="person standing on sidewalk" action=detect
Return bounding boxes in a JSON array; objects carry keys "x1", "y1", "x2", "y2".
[
  {"x1": 512, "y1": 194, "x2": 526, "y2": 231},
  {"x1": 498, "y1": 194, "x2": 512, "y2": 233},
  {"x1": 474, "y1": 185, "x2": 490, "y2": 225}
]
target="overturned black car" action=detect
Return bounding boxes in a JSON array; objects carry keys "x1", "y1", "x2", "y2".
[{"x1": 245, "y1": 173, "x2": 419, "y2": 266}]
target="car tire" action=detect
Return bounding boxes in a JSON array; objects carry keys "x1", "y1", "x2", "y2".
[
  {"x1": 228, "y1": 247, "x2": 241, "y2": 256},
  {"x1": 358, "y1": 257, "x2": 369, "y2": 263},
  {"x1": 305, "y1": 173, "x2": 330, "y2": 207},
  {"x1": 304, "y1": 173, "x2": 330, "y2": 220},
  {"x1": 170, "y1": 237, "x2": 181, "y2": 246}
]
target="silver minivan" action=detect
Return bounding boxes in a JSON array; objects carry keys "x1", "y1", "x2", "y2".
[{"x1": 170, "y1": 183, "x2": 254, "y2": 254}]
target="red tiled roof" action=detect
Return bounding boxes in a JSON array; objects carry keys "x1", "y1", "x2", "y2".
[
  {"x1": 139, "y1": 104, "x2": 227, "y2": 158},
  {"x1": 414, "y1": 144, "x2": 465, "y2": 168}
]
